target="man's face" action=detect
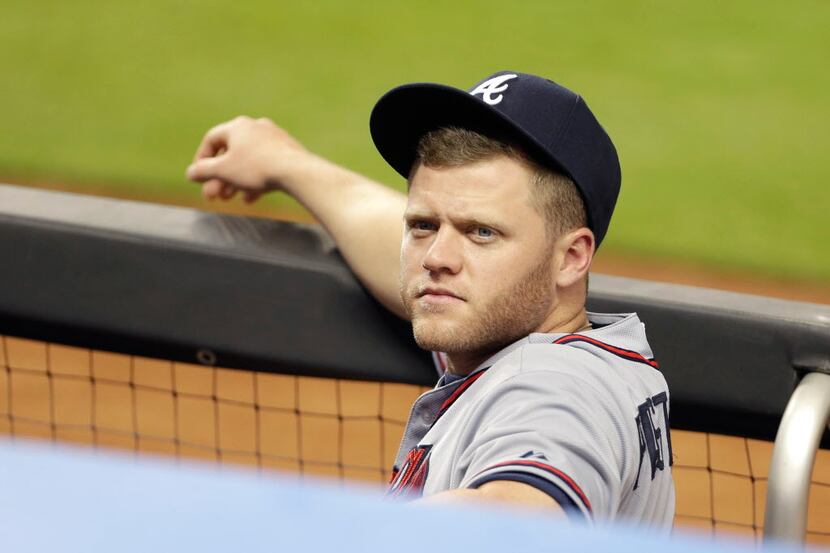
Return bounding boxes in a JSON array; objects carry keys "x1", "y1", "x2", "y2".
[{"x1": 400, "y1": 155, "x2": 558, "y2": 361}]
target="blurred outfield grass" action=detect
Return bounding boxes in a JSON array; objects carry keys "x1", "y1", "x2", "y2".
[{"x1": 1, "y1": 1, "x2": 828, "y2": 281}]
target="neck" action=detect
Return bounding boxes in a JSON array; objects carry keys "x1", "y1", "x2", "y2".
[
  {"x1": 537, "y1": 307, "x2": 591, "y2": 335},
  {"x1": 444, "y1": 352, "x2": 490, "y2": 377}
]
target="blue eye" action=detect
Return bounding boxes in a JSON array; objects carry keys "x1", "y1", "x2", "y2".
[
  {"x1": 475, "y1": 227, "x2": 494, "y2": 238},
  {"x1": 409, "y1": 220, "x2": 436, "y2": 233}
]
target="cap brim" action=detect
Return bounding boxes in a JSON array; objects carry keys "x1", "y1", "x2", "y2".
[{"x1": 369, "y1": 83, "x2": 567, "y2": 179}]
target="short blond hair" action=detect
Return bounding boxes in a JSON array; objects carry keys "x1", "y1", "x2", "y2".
[{"x1": 411, "y1": 127, "x2": 587, "y2": 240}]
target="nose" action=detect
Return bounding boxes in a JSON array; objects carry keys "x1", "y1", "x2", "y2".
[{"x1": 422, "y1": 228, "x2": 463, "y2": 275}]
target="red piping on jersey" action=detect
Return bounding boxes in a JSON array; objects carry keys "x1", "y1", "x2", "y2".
[
  {"x1": 553, "y1": 334, "x2": 659, "y2": 369},
  {"x1": 438, "y1": 369, "x2": 489, "y2": 414},
  {"x1": 478, "y1": 460, "x2": 593, "y2": 513}
]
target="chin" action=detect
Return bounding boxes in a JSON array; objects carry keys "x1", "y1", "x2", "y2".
[
  {"x1": 411, "y1": 316, "x2": 491, "y2": 355},
  {"x1": 411, "y1": 307, "x2": 538, "y2": 357},
  {"x1": 411, "y1": 316, "x2": 462, "y2": 352}
]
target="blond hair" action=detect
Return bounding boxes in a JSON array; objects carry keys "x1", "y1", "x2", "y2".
[{"x1": 411, "y1": 127, "x2": 587, "y2": 239}]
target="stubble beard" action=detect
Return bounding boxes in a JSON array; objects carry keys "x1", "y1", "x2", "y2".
[{"x1": 401, "y1": 254, "x2": 556, "y2": 358}]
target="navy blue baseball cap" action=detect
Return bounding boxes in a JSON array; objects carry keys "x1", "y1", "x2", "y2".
[{"x1": 369, "y1": 70, "x2": 621, "y2": 247}]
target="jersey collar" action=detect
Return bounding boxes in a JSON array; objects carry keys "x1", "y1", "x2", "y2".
[
  {"x1": 530, "y1": 312, "x2": 653, "y2": 360},
  {"x1": 435, "y1": 312, "x2": 649, "y2": 380}
]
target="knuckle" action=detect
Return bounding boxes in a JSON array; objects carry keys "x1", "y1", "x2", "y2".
[{"x1": 257, "y1": 116, "x2": 277, "y2": 129}]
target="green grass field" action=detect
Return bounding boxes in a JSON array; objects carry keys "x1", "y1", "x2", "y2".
[{"x1": 2, "y1": 1, "x2": 828, "y2": 281}]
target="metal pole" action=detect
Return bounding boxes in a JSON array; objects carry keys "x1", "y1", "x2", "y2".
[{"x1": 763, "y1": 371, "x2": 830, "y2": 544}]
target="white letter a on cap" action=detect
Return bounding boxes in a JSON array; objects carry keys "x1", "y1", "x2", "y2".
[{"x1": 470, "y1": 74, "x2": 518, "y2": 105}]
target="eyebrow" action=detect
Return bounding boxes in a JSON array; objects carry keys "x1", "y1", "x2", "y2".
[
  {"x1": 403, "y1": 210, "x2": 505, "y2": 232},
  {"x1": 403, "y1": 209, "x2": 435, "y2": 221}
]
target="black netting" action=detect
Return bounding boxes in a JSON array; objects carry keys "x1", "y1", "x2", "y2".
[{"x1": 1, "y1": 335, "x2": 828, "y2": 547}]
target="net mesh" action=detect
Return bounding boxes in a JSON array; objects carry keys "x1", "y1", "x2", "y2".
[{"x1": 2, "y1": 335, "x2": 828, "y2": 547}]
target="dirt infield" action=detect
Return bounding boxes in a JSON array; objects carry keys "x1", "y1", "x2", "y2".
[{"x1": 591, "y1": 251, "x2": 830, "y2": 305}]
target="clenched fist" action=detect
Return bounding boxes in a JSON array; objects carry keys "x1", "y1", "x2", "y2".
[{"x1": 186, "y1": 116, "x2": 312, "y2": 202}]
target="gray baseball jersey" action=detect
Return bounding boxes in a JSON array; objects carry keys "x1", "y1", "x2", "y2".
[{"x1": 387, "y1": 312, "x2": 675, "y2": 529}]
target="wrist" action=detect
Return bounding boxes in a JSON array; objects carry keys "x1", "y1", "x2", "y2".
[{"x1": 268, "y1": 149, "x2": 328, "y2": 195}]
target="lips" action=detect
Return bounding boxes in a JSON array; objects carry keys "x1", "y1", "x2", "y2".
[{"x1": 416, "y1": 287, "x2": 465, "y2": 301}]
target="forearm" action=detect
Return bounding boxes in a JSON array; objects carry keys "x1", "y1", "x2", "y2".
[
  {"x1": 187, "y1": 117, "x2": 408, "y2": 318},
  {"x1": 279, "y1": 153, "x2": 407, "y2": 318},
  {"x1": 417, "y1": 481, "x2": 566, "y2": 515}
]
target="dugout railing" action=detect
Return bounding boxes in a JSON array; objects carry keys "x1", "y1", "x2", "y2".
[{"x1": 0, "y1": 183, "x2": 828, "y2": 546}]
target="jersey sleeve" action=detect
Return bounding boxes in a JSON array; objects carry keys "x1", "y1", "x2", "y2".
[{"x1": 456, "y1": 355, "x2": 630, "y2": 521}]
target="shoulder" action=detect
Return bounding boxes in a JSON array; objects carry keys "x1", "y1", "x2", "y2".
[
  {"x1": 484, "y1": 339, "x2": 638, "y2": 383},
  {"x1": 520, "y1": 313, "x2": 666, "y2": 391},
  {"x1": 476, "y1": 327, "x2": 667, "y2": 410},
  {"x1": 474, "y1": 344, "x2": 614, "y2": 403}
]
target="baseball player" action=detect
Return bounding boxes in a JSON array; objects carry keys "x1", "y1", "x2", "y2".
[{"x1": 187, "y1": 71, "x2": 675, "y2": 528}]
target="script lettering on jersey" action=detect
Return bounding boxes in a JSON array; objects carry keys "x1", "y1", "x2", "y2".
[
  {"x1": 387, "y1": 445, "x2": 432, "y2": 498},
  {"x1": 634, "y1": 391, "x2": 673, "y2": 490},
  {"x1": 469, "y1": 74, "x2": 518, "y2": 105}
]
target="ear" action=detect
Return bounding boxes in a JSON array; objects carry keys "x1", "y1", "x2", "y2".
[{"x1": 555, "y1": 228, "x2": 595, "y2": 288}]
